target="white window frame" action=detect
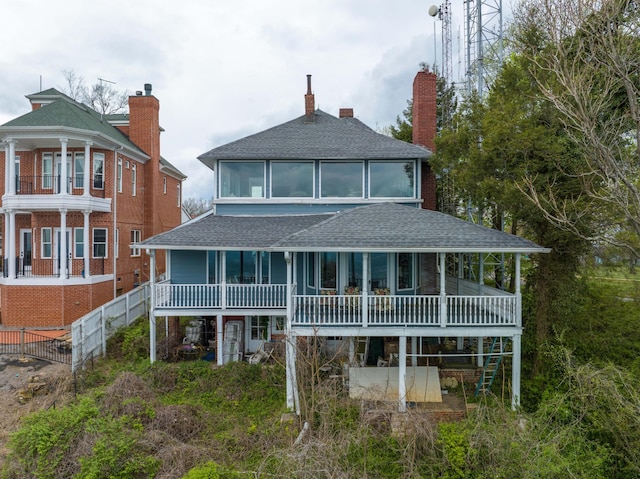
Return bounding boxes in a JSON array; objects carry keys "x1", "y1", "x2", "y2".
[
  {"x1": 41, "y1": 227, "x2": 52, "y2": 259},
  {"x1": 115, "y1": 228, "x2": 119, "y2": 259},
  {"x1": 14, "y1": 156, "x2": 20, "y2": 192},
  {"x1": 176, "y1": 184, "x2": 181, "y2": 206},
  {"x1": 42, "y1": 153, "x2": 53, "y2": 189},
  {"x1": 117, "y1": 158, "x2": 123, "y2": 193},
  {"x1": 73, "y1": 227, "x2": 84, "y2": 258},
  {"x1": 74, "y1": 153, "x2": 84, "y2": 189},
  {"x1": 163, "y1": 176, "x2": 167, "y2": 194},
  {"x1": 93, "y1": 153, "x2": 105, "y2": 190},
  {"x1": 131, "y1": 164, "x2": 137, "y2": 196},
  {"x1": 131, "y1": 229, "x2": 141, "y2": 257},
  {"x1": 92, "y1": 228, "x2": 108, "y2": 258}
]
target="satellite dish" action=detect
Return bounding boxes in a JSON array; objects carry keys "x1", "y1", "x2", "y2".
[{"x1": 428, "y1": 5, "x2": 439, "y2": 17}]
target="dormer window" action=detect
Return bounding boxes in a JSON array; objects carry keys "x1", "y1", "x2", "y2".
[{"x1": 219, "y1": 161, "x2": 265, "y2": 198}]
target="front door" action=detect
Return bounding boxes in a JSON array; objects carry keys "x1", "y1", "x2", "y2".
[
  {"x1": 53, "y1": 229, "x2": 71, "y2": 275},
  {"x1": 19, "y1": 229, "x2": 32, "y2": 273}
]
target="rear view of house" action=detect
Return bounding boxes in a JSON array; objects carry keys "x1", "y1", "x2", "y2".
[
  {"x1": 141, "y1": 71, "x2": 548, "y2": 412},
  {"x1": 0, "y1": 84, "x2": 185, "y2": 327}
]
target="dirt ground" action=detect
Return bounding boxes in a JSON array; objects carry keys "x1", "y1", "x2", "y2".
[{"x1": 0, "y1": 355, "x2": 73, "y2": 463}]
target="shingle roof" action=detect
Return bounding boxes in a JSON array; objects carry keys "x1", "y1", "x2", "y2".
[
  {"x1": 2, "y1": 92, "x2": 144, "y2": 155},
  {"x1": 198, "y1": 110, "x2": 431, "y2": 169},
  {"x1": 141, "y1": 203, "x2": 548, "y2": 253}
]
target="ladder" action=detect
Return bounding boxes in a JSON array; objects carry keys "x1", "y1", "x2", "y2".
[
  {"x1": 474, "y1": 337, "x2": 510, "y2": 397},
  {"x1": 353, "y1": 337, "x2": 369, "y2": 366}
]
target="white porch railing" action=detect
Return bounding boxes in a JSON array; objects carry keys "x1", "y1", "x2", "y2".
[
  {"x1": 154, "y1": 281, "x2": 288, "y2": 310},
  {"x1": 291, "y1": 293, "x2": 517, "y2": 327}
]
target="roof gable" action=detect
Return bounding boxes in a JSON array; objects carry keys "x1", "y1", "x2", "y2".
[{"x1": 198, "y1": 110, "x2": 431, "y2": 169}]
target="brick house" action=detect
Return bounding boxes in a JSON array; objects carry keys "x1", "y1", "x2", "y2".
[
  {"x1": 140, "y1": 71, "x2": 548, "y2": 411},
  {"x1": 0, "y1": 84, "x2": 185, "y2": 327}
]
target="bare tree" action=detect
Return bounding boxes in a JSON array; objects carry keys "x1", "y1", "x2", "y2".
[
  {"x1": 60, "y1": 70, "x2": 130, "y2": 114},
  {"x1": 182, "y1": 197, "x2": 213, "y2": 218},
  {"x1": 513, "y1": 0, "x2": 640, "y2": 259}
]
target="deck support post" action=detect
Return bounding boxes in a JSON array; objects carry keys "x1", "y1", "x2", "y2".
[
  {"x1": 398, "y1": 336, "x2": 407, "y2": 412},
  {"x1": 216, "y1": 315, "x2": 223, "y2": 366},
  {"x1": 148, "y1": 250, "x2": 156, "y2": 363},
  {"x1": 511, "y1": 333, "x2": 521, "y2": 409},
  {"x1": 284, "y1": 251, "x2": 300, "y2": 414}
]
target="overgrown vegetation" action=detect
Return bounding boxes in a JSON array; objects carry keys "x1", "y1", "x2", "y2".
[{"x1": 3, "y1": 291, "x2": 640, "y2": 479}]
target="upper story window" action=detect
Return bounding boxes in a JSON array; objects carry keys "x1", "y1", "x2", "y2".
[
  {"x1": 42, "y1": 153, "x2": 53, "y2": 189},
  {"x1": 117, "y1": 158, "x2": 123, "y2": 193},
  {"x1": 74, "y1": 153, "x2": 85, "y2": 189},
  {"x1": 271, "y1": 161, "x2": 314, "y2": 197},
  {"x1": 219, "y1": 161, "x2": 265, "y2": 198},
  {"x1": 369, "y1": 161, "x2": 415, "y2": 198},
  {"x1": 163, "y1": 176, "x2": 167, "y2": 194},
  {"x1": 176, "y1": 184, "x2": 181, "y2": 206},
  {"x1": 320, "y1": 161, "x2": 363, "y2": 198},
  {"x1": 93, "y1": 153, "x2": 104, "y2": 189},
  {"x1": 131, "y1": 164, "x2": 137, "y2": 196},
  {"x1": 131, "y1": 229, "x2": 141, "y2": 257}
]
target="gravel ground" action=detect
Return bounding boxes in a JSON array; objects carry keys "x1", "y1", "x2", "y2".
[{"x1": 0, "y1": 355, "x2": 73, "y2": 462}]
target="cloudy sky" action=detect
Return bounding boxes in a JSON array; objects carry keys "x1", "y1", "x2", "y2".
[{"x1": 0, "y1": 0, "x2": 472, "y2": 200}]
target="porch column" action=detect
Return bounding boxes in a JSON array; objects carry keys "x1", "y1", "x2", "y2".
[
  {"x1": 83, "y1": 141, "x2": 91, "y2": 195},
  {"x1": 216, "y1": 315, "x2": 223, "y2": 366},
  {"x1": 362, "y1": 252, "x2": 369, "y2": 326},
  {"x1": 220, "y1": 251, "x2": 227, "y2": 310},
  {"x1": 477, "y1": 336, "x2": 484, "y2": 367},
  {"x1": 59, "y1": 209, "x2": 67, "y2": 279},
  {"x1": 515, "y1": 253, "x2": 522, "y2": 328},
  {"x1": 7, "y1": 210, "x2": 16, "y2": 278},
  {"x1": 398, "y1": 336, "x2": 407, "y2": 412},
  {"x1": 4, "y1": 142, "x2": 10, "y2": 194},
  {"x1": 59, "y1": 138, "x2": 68, "y2": 195},
  {"x1": 83, "y1": 210, "x2": 90, "y2": 277},
  {"x1": 439, "y1": 252, "x2": 447, "y2": 328},
  {"x1": 511, "y1": 333, "x2": 521, "y2": 409},
  {"x1": 7, "y1": 140, "x2": 16, "y2": 195},
  {"x1": 149, "y1": 249, "x2": 157, "y2": 363}
]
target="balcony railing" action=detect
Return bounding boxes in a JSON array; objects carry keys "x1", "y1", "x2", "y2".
[
  {"x1": 154, "y1": 282, "x2": 289, "y2": 310},
  {"x1": 4, "y1": 257, "x2": 105, "y2": 279},
  {"x1": 13, "y1": 176, "x2": 105, "y2": 198},
  {"x1": 152, "y1": 282, "x2": 518, "y2": 327}
]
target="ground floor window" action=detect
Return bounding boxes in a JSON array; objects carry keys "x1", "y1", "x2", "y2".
[{"x1": 250, "y1": 316, "x2": 269, "y2": 341}]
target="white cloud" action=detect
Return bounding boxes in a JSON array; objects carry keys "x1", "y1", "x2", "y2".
[{"x1": 0, "y1": 0, "x2": 465, "y2": 200}]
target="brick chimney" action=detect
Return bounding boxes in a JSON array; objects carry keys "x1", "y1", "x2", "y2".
[
  {"x1": 339, "y1": 108, "x2": 354, "y2": 118},
  {"x1": 128, "y1": 83, "x2": 160, "y2": 161},
  {"x1": 412, "y1": 70, "x2": 438, "y2": 210},
  {"x1": 305, "y1": 74, "x2": 315, "y2": 121}
]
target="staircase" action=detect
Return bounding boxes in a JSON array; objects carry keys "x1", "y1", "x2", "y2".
[{"x1": 474, "y1": 337, "x2": 510, "y2": 397}]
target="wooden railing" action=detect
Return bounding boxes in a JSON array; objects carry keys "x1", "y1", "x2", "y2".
[
  {"x1": 154, "y1": 282, "x2": 288, "y2": 310},
  {"x1": 152, "y1": 282, "x2": 518, "y2": 327}
]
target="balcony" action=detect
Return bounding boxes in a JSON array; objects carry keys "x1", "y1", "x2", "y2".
[
  {"x1": 152, "y1": 280, "x2": 519, "y2": 329},
  {"x1": 15, "y1": 176, "x2": 105, "y2": 198}
]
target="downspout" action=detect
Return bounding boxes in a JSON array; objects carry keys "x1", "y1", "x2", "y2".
[{"x1": 113, "y1": 146, "x2": 122, "y2": 298}]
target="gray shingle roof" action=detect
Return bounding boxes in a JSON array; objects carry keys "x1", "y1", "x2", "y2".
[
  {"x1": 141, "y1": 203, "x2": 548, "y2": 253},
  {"x1": 2, "y1": 92, "x2": 144, "y2": 155},
  {"x1": 198, "y1": 110, "x2": 431, "y2": 169}
]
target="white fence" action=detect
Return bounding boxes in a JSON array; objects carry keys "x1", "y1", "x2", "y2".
[{"x1": 71, "y1": 284, "x2": 150, "y2": 372}]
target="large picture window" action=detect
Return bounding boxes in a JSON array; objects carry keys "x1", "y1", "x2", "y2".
[
  {"x1": 320, "y1": 161, "x2": 363, "y2": 198},
  {"x1": 271, "y1": 161, "x2": 313, "y2": 197},
  {"x1": 369, "y1": 161, "x2": 415, "y2": 198},
  {"x1": 220, "y1": 161, "x2": 265, "y2": 198}
]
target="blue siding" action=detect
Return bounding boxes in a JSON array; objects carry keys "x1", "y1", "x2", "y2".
[
  {"x1": 170, "y1": 250, "x2": 207, "y2": 284},
  {"x1": 215, "y1": 201, "x2": 421, "y2": 216}
]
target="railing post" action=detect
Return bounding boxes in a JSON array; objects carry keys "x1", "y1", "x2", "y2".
[{"x1": 19, "y1": 328, "x2": 25, "y2": 361}]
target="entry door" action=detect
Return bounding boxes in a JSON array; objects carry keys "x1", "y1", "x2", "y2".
[
  {"x1": 53, "y1": 229, "x2": 71, "y2": 274},
  {"x1": 19, "y1": 229, "x2": 32, "y2": 270}
]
